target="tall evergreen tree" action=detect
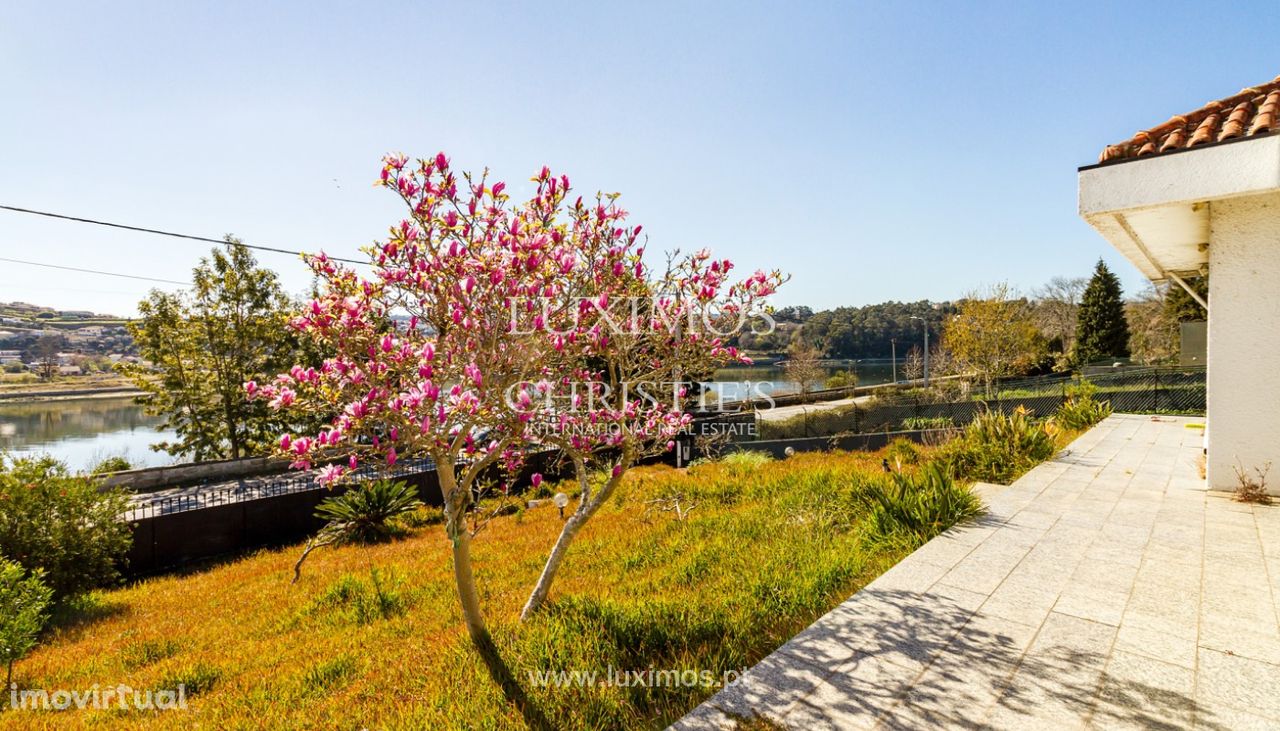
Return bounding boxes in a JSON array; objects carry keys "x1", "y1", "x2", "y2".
[{"x1": 1075, "y1": 259, "x2": 1130, "y2": 364}]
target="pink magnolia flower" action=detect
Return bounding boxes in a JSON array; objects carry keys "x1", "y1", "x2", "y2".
[
  {"x1": 317, "y1": 464, "x2": 346, "y2": 486},
  {"x1": 270, "y1": 388, "x2": 296, "y2": 409},
  {"x1": 264, "y1": 151, "x2": 787, "y2": 585}
]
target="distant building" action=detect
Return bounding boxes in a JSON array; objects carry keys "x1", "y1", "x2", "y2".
[{"x1": 0, "y1": 350, "x2": 21, "y2": 364}]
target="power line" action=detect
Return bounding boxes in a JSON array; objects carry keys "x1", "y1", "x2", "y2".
[
  {"x1": 0, "y1": 256, "x2": 191, "y2": 286},
  {"x1": 0, "y1": 204, "x2": 367, "y2": 265}
]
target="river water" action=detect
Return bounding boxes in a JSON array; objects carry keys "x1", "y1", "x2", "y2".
[
  {"x1": 0, "y1": 396, "x2": 176, "y2": 471},
  {"x1": 707, "y1": 360, "x2": 898, "y2": 401}
]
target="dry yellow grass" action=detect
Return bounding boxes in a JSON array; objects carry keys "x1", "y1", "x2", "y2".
[{"x1": 3, "y1": 449, "x2": 940, "y2": 730}]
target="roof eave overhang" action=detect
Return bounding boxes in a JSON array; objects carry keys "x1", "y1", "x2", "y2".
[{"x1": 1078, "y1": 134, "x2": 1280, "y2": 282}]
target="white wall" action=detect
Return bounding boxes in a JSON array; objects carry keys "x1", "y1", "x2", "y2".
[{"x1": 1207, "y1": 192, "x2": 1280, "y2": 494}]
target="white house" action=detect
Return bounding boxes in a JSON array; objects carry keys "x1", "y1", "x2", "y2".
[{"x1": 1080, "y1": 74, "x2": 1280, "y2": 494}]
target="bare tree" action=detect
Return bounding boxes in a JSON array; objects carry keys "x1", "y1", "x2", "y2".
[
  {"x1": 902, "y1": 346, "x2": 923, "y2": 382},
  {"x1": 30, "y1": 334, "x2": 64, "y2": 380},
  {"x1": 783, "y1": 342, "x2": 826, "y2": 399},
  {"x1": 1033, "y1": 276, "x2": 1087, "y2": 363},
  {"x1": 925, "y1": 342, "x2": 959, "y2": 378},
  {"x1": 1126, "y1": 284, "x2": 1178, "y2": 365}
]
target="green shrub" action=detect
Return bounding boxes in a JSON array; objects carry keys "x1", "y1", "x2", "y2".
[
  {"x1": 0, "y1": 558, "x2": 53, "y2": 687},
  {"x1": 938, "y1": 407, "x2": 1056, "y2": 485},
  {"x1": 394, "y1": 504, "x2": 444, "y2": 529},
  {"x1": 314, "y1": 479, "x2": 423, "y2": 541},
  {"x1": 862, "y1": 463, "x2": 982, "y2": 547},
  {"x1": 825, "y1": 370, "x2": 858, "y2": 389},
  {"x1": 1053, "y1": 386, "x2": 1112, "y2": 431},
  {"x1": 884, "y1": 437, "x2": 921, "y2": 467},
  {"x1": 91, "y1": 456, "x2": 134, "y2": 475},
  {"x1": 720, "y1": 450, "x2": 773, "y2": 472},
  {"x1": 306, "y1": 569, "x2": 410, "y2": 625},
  {"x1": 0, "y1": 455, "x2": 132, "y2": 597},
  {"x1": 901, "y1": 416, "x2": 954, "y2": 431}
]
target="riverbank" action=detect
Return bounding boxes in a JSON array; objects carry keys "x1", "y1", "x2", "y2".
[{"x1": 0, "y1": 374, "x2": 148, "y2": 402}]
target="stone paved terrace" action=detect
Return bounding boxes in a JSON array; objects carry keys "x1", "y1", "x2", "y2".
[{"x1": 673, "y1": 414, "x2": 1280, "y2": 730}]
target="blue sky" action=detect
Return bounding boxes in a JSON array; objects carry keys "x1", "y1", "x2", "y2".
[{"x1": 2, "y1": 1, "x2": 1277, "y2": 316}]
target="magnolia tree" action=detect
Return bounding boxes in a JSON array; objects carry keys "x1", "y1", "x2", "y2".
[
  {"x1": 249, "y1": 152, "x2": 783, "y2": 649},
  {"x1": 516, "y1": 248, "x2": 784, "y2": 619}
]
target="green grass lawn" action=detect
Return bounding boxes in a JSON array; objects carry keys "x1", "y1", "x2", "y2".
[{"x1": 4, "y1": 448, "x2": 972, "y2": 730}]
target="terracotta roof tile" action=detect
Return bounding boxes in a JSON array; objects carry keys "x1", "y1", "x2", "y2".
[{"x1": 1098, "y1": 75, "x2": 1280, "y2": 163}]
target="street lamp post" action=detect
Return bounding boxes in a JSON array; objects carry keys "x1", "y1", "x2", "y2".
[
  {"x1": 891, "y1": 338, "x2": 897, "y2": 384},
  {"x1": 909, "y1": 316, "x2": 930, "y2": 387}
]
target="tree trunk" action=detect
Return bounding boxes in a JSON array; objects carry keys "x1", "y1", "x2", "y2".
[
  {"x1": 438, "y1": 465, "x2": 492, "y2": 648},
  {"x1": 450, "y1": 525, "x2": 490, "y2": 646},
  {"x1": 519, "y1": 454, "x2": 627, "y2": 621},
  {"x1": 520, "y1": 508, "x2": 588, "y2": 621}
]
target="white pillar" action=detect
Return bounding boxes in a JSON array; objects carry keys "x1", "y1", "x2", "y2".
[{"x1": 1207, "y1": 192, "x2": 1280, "y2": 494}]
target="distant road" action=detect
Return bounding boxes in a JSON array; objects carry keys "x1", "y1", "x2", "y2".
[
  {"x1": 0, "y1": 384, "x2": 147, "y2": 402},
  {"x1": 756, "y1": 395, "x2": 874, "y2": 422}
]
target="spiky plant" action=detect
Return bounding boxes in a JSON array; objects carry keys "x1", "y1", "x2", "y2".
[
  {"x1": 293, "y1": 480, "x2": 423, "y2": 583},
  {"x1": 939, "y1": 406, "x2": 1057, "y2": 484},
  {"x1": 862, "y1": 462, "x2": 982, "y2": 546}
]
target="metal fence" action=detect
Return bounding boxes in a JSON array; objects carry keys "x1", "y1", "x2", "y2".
[
  {"x1": 124, "y1": 457, "x2": 437, "y2": 521},
  {"x1": 984, "y1": 366, "x2": 1206, "y2": 415},
  {"x1": 121, "y1": 448, "x2": 569, "y2": 574},
  {"x1": 755, "y1": 366, "x2": 1206, "y2": 440}
]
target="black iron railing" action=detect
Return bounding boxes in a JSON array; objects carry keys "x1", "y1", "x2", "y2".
[{"x1": 123, "y1": 457, "x2": 436, "y2": 520}]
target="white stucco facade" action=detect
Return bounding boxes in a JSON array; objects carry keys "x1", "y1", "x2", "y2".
[
  {"x1": 1080, "y1": 135, "x2": 1280, "y2": 495},
  {"x1": 1205, "y1": 193, "x2": 1280, "y2": 491}
]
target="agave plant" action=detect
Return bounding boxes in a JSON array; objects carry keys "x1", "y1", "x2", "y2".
[
  {"x1": 1053, "y1": 390, "x2": 1113, "y2": 431},
  {"x1": 863, "y1": 462, "x2": 983, "y2": 546},
  {"x1": 938, "y1": 406, "x2": 1056, "y2": 484},
  {"x1": 293, "y1": 479, "x2": 423, "y2": 583}
]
